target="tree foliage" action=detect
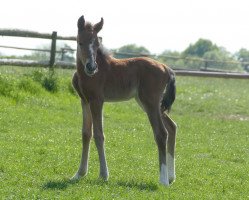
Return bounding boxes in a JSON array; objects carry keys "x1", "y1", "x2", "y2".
[
  {"x1": 183, "y1": 39, "x2": 218, "y2": 57},
  {"x1": 235, "y1": 48, "x2": 249, "y2": 71},
  {"x1": 114, "y1": 44, "x2": 150, "y2": 58},
  {"x1": 157, "y1": 50, "x2": 184, "y2": 68},
  {"x1": 117, "y1": 44, "x2": 150, "y2": 54},
  {"x1": 203, "y1": 48, "x2": 241, "y2": 71},
  {"x1": 157, "y1": 39, "x2": 247, "y2": 72},
  {"x1": 235, "y1": 48, "x2": 249, "y2": 62}
]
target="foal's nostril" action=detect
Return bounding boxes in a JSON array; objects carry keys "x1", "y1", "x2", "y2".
[
  {"x1": 85, "y1": 62, "x2": 98, "y2": 76},
  {"x1": 86, "y1": 62, "x2": 93, "y2": 71}
]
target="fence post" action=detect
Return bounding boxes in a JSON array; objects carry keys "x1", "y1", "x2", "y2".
[
  {"x1": 49, "y1": 31, "x2": 57, "y2": 68},
  {"x1": 204, "y1": 60, "x2": 208, "y2": 71},
  {"x1": 61, "y1": 48, "x2": 66, "y2": 61}
]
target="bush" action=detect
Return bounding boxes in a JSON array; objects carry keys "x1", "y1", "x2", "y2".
[
  {"x1": 30, "y1": 70, "x2": 44, "y2": 83},
  {"x1": 0, "y1": 69, "x2": 75, "y2": 100},
  {"x1": 0, "y1": 75, "x2": 15, "y2": 97},
  {"x1": 18, "y1": 78, "x2": 42, "y2": 94},
  {"x1": 0, "y1": 75, "x2": 24, "y2": 102},
  {"x1": 42, "y1": 73, "x2": 58, "y2": 92},
  {"x1": 28, "y1": 70, "x2": 58, "y2": 92}
]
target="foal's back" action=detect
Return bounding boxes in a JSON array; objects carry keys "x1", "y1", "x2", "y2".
[{"x1": 103, "y1": 56, "x2": 170, "y2": 102}]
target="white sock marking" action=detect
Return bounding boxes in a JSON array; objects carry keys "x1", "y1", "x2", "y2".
[
  {"x1": 160, "y1": 163, "x2": 169, "y2": 186},
  {"x1": 167, "y1": 153, "x2": 176, "y2": 182}
]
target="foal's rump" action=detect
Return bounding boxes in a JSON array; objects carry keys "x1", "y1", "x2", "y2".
[
  {"x1": 128, "y1": 58, "x2": 176, "y2": 112},
  {"x1": 161, "y1": 68, "x2": 176, "y2": 113}
]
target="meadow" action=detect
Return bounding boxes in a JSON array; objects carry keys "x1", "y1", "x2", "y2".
[{"x1": 0, "y1": 66, "x2": 248, "y2": 199}]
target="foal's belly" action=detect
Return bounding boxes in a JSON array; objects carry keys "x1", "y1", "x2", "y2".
[
  {"x1": 103, "y1": 86, "x2": 137, "y2": 102},
  {"x1": 103, "y1": 67, "x2": 139, "y2": 102}
]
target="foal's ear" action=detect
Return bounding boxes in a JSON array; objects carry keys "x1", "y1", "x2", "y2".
[
  {"x1": 77, "y1": 15, "x2": 85, "y2": 31},
  {"x1": 94, "y1": 17, "x2": 104, "y2": 33}
]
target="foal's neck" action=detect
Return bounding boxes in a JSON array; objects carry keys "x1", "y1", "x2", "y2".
[{"x1": 96, "y1": 46, "x2": 113, "y2": 65}]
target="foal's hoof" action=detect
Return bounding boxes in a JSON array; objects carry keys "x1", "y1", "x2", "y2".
[
  {"x1": 99, "y1": 175, "x2": 109, "y2": 181},
  {"x1": 160, "y1": 179, "x2": 170, "y2": 186},
  {"x1": 71, "y1": 172, "x2": 87, "y2": 181},
  {"x1": 169, "y1": 176, "x2": 176, "y2": 185},
  {"x1": 99, "y1": 173, "x2": 109, "y2": 181},
  {"x1": 71, "y1": 173, "x2": 81, "y2": 181}
]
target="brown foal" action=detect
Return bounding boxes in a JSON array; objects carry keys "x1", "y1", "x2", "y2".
[{"x1": 71, "y1": 15, "x2": 177, "y2": 186}]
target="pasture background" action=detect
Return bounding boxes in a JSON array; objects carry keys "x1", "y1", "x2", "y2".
[{"x1": 0, "y1": 66, "x2": 248, "y2": 199}]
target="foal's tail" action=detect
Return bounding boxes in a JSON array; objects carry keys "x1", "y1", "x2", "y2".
[{"x1": 161, "y1": 68, "x2": 176, "y2": 113}]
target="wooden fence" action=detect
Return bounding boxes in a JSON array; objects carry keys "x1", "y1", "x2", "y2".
[
  {"x1": 0, "y1": 29, "x2": 76, "y2": 67},
  {"x1": 174, "y1": 69, "x2": 249, "y2": 79},
  {"x1": 0, "y1": 29, "x2": 249, "y2": 79}
]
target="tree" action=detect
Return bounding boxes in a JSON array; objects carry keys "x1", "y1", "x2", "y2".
[
  {"x1": 203, "y1": 47, "x2": 242, "y2": 71},
  {"x1": 157, "y1": 50, "x2": 183, "y2": 68},
  {"x1": 114, "y1": 44, "x2": 150, "y2": 58},
  {"x1": 183, "y1": 38, "x2": 218, "y2": 57},
  {"x1": 235, "y1": 48, "x2": 249, "y2": 62},
  {"x1": 235, "y1": 48, "x2": 249, "y2": 71}
]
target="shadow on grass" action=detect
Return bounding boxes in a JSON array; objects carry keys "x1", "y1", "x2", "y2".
[
  {"x1": 42, "y1": 179, "x2": 79, "y2": 190},
  {"x1": 84, "y1": 178, "x2": 158, "y2": 191},
  {"x1": 116, "y1": 180, "x2": 158, "y2": 191},
  {"x1": 42, "y1": 178, "x2": 158, "y2": 192}
]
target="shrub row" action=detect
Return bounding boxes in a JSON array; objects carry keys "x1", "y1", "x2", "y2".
[{"x1": 0, "y1": 70, "x2": 76, "y2": 100}]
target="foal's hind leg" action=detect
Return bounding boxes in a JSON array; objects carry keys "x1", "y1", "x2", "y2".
[
  {"x1": 72, "y1": 100, "x2": 93, "y2": 180},
  {"x1": 161, "y1": 112, "x2": 177, "y2": 184},
  {"x1": 145, "y1": 105, "x2": 170, "y2": 186}
]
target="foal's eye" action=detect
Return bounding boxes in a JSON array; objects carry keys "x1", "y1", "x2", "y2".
[{"x1": 79, "y1": 43, "x2": 83, "y2": 46}]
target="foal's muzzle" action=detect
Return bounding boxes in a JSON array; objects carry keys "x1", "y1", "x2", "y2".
[{"x1": 84, "y1": 61, "x2": 98, "y2": 77}]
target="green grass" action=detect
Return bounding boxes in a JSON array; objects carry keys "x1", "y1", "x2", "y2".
[{"x1": 0, "y1": 66, "x2": 248, "y2": 199}]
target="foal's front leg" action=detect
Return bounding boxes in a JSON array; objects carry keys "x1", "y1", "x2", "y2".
[
  {"x1": 72, "y1": 100, "x2": 92, "y2": 180},
  {"x1": 90, "y1": 99, "x2": 109, "y2": 180}
]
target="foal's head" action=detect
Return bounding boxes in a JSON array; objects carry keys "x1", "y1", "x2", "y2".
[{"x1": 77, "y1": 15, "x2": 103, "y2": 76}]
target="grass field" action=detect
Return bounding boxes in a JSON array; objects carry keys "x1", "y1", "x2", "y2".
[{"x1": 0, "y1": 66, "x2": 248, "y2": 199}]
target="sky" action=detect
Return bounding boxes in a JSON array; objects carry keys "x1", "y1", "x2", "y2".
[{"x1": 0, "y1": 0, "x2": 249, "y2": 55}]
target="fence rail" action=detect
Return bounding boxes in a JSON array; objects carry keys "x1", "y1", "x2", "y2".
[
  {"x1": 0, "y1": 29, "x2": 249, "y2": 79},
  {"x1": 0, "y1": 29, "x2": 76, "y2": 40},
  {"x1": 0, "y1": 29, "x2": 76, "y2": 67},
  {"x1": 174, "y1": 70, "x2": 249, "y2": 79}
]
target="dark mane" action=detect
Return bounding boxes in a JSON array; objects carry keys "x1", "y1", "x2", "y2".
[{"x1": 97, "y1": 44, "x2": 112, "y2": 60}]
